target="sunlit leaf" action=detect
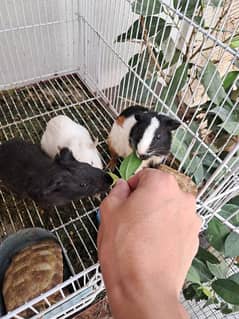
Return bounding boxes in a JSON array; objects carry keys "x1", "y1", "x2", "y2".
[
  {"x1": 230, "y1": 36, "x2": 239, "y2": 49},
  {"x1": 223, "y1": 71, "x2": 239, "y2": 90},
  {"x1": 207, "y1": 261, "x2": 229, "y2": 279},
  {"x1": 218, "y1": 204, "x2": 239, "y2": 227},
  {"x1": 224, "y1": 231, "x2": 239, "y2": 258}
]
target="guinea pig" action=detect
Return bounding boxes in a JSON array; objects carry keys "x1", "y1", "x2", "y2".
[
  {"x1": 108, "y1": 105, "x2": 180, "y2": 170},
  {"x1": 41, "y1": 115, "x2": 103, "y2": 169},
  {"x1": 0, "y1": 138, "x2": 112, "y2": 207}
]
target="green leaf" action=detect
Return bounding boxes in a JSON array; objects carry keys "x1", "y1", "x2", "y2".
[
  {"x1": 212, "y1": 279, "x2": 239, "y2": 305},
  {"x1": 196, "y1": 246, "x2": 220, "y2": 264},
  {"x1": 224, "y1": 231, "x2": 239, "y2": 258},
  {"x1": 187, "y1": 265, "x2": 201, "y2": 284},
  {"x1": 116, "y1": 17, "x2": 166, "y2": 42},
  {"x1": 171, "y1": 129, "x2": 189, "y2": 162},
  {"x1": 199, "y1": 61, "x2": 233, "y2": 106},
  {"x1": 206, "y1": 217, "x2": 230, "y2": 252},
  {"x1": 210, "y1": 106, "x2": 239, "y2": 135},
  {"x1": 187, "y1": 156, "x2": 205, "y2": 185},
  {"x1": 192, "y1": 258, "x2": 213, "y2": 282},
  {"x1": 119, "y1": 71, "x2": 158, "y2": 103},
  {"x1": 223, "y1": 71, "x2": 239, "y2": 90},
  {"x1": 174, "y1": 0, "x2": 201, "y2": 21},
  {"x1": 219, "y1": 204, "x2": 239, "y2": 227},
  {"x1": 218, "y1": 121, "x2": 239, "y2": 135},
  {"x1": 207, "y1": 261, "x2": 229, "y2": 279},
  {"x1": 108, "y1": 172, "x2": 119, "y2": 185},
  {"x1": 200, "y1": 286, "x2": 213, "y2": 298},
  {"x1": 154, "y1": 26, "x2": 172, "y2": 46},
  {"x1": 119, "y1": 153, "x2": 142, "y2": 180},
  {"x1": 168, "y1": 63, "x2": 189, "y2": 96},
  {"x1": 132, "y1": 0, "x2": 162, "y2": 15},
  {"x1": 230, "y1": 36, "x2": 239, "y2": 49},
  {"x1": 228, "y1": 273, "x2": 239, "y2": 285},
  {"x1": 202, "y1": 0, "x2": 224, "y2": 7},
  {"x1": 157, "y1": 63, "x2": 189, "y2": 112}
]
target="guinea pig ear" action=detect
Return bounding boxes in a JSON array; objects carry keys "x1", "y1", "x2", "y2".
[
  {"x1": 135, "y1": 113, "x2": 144, "y2": 122},
  {"x1": 55, "y1": 148, "x2": 75, "y2": 164},
  {"x1": 165, "y1": 118, "x2": 181, "y2": 131}
]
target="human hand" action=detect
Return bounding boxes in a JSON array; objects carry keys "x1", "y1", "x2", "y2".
[{"x1": 98, "y1": 168, "x2": 201, "y2": 319}]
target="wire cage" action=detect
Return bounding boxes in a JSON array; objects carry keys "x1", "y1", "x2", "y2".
[{"x1": 0, "y1": 0, "x2": 239, "y2": 318}]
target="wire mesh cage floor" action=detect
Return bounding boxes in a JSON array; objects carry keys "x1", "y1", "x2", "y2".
[{"x1": 1, "y1": 0, "x2": 239, "y2": 318}]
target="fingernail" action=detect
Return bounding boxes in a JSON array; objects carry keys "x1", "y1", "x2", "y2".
[{"x1": 115, "y1": 179, "x2": 125, "y2": 186}]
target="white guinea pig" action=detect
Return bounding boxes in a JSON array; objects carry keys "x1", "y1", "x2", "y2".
[{"x1": 41, "y1": 115, "x2": 103, "y2": 169}]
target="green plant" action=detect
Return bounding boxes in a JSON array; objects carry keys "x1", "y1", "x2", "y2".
[
  {"x1": 115, "y1": 0, "x2": 239, "y2": 187},
  {"x1": 113, "y1": 0, "x2": 239, "y2": 314}
]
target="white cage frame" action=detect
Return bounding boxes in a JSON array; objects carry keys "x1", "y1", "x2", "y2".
[{"x1": 0, "y1": 0, "x2": 239, "y2": 318}]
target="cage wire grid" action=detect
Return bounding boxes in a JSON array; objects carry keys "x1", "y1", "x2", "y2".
[{"x1": 0, "y1": 0, "x2": 239, "y2": 318}]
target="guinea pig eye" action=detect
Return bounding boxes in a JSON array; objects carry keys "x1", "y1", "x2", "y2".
[{"x1": 156, "y1": 134, "x2": 160, "y2": 140}]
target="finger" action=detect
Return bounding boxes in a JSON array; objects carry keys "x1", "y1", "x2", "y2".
[{"x1": 100, "y1": 179, "x2": 130, "y2": 213}]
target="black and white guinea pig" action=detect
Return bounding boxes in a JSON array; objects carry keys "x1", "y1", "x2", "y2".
[
  {"x1": 0, "y1": 138, "x2": 112, "y2": 207},
  {"x1": 108, "y1": 106, "x2": 180, "y2": 170},
  {"x1": 41, "y1": 115, "x2": 103, "y2": 169}
]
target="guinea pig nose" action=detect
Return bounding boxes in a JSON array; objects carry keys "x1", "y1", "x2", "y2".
[
  {"x1": 138, "y1": 154, "x2": 148, "y2": 160},
  {"x1": 104, "y1": 173, "x2": 113, "y2": 185}
]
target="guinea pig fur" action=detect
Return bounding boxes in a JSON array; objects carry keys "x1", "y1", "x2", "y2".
[
  {"x1": 108, "y1": 105, "x2": 180, "y2": 170},
  {"x1": 41, "y1": 115, "x2": 103, "y2": 169},
  {"x1": 0, "y1": 138, "x2": 112, "y2": 207}
]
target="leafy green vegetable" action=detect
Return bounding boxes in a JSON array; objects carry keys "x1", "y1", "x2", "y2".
[
  {"x1": 108, "y1": 172, "x2": 119, "y2": 185},
  {"x1": 119, "y1": 153, "x2": 142, "y2": 180},
  {"x1": 224, "y1": 231, "x2": 239, "y2": 258},
  {"x1": 206, "y1": 217, "x2": 230, "y2": 251},
  {"x1": 207, "y1": 261, "x2": 229, "y2": 279},
  {"x1": 212, "y1": 279, "x2": 239, "y2": 305}
]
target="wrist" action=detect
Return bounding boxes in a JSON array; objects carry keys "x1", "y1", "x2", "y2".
[{"x1": 106, "y1": 278, "x2": 188, "y2": 319}]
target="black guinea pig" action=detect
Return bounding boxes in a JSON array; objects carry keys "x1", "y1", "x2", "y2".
[
  {"x1": 0, "y1": 138, "x2": 112, "y2": 207},
  {"x1": 108, "y1": 105, "x2": 180, "y2": 170}
]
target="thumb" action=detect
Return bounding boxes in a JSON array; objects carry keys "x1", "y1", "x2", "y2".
[{"x1": 100, "y1": 179, "x2": 130, "y2": 212}]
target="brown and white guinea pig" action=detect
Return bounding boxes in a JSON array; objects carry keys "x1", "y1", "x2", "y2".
[
  {"x1": 108, "y1": 106, "x2": 180, "y2": 170},
  {"x1": 0, "y1": 138, "x2": 112, "y2": 207},
  {"x1": 41, "y1": 115, "x2": 103, "y2": 169}
]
